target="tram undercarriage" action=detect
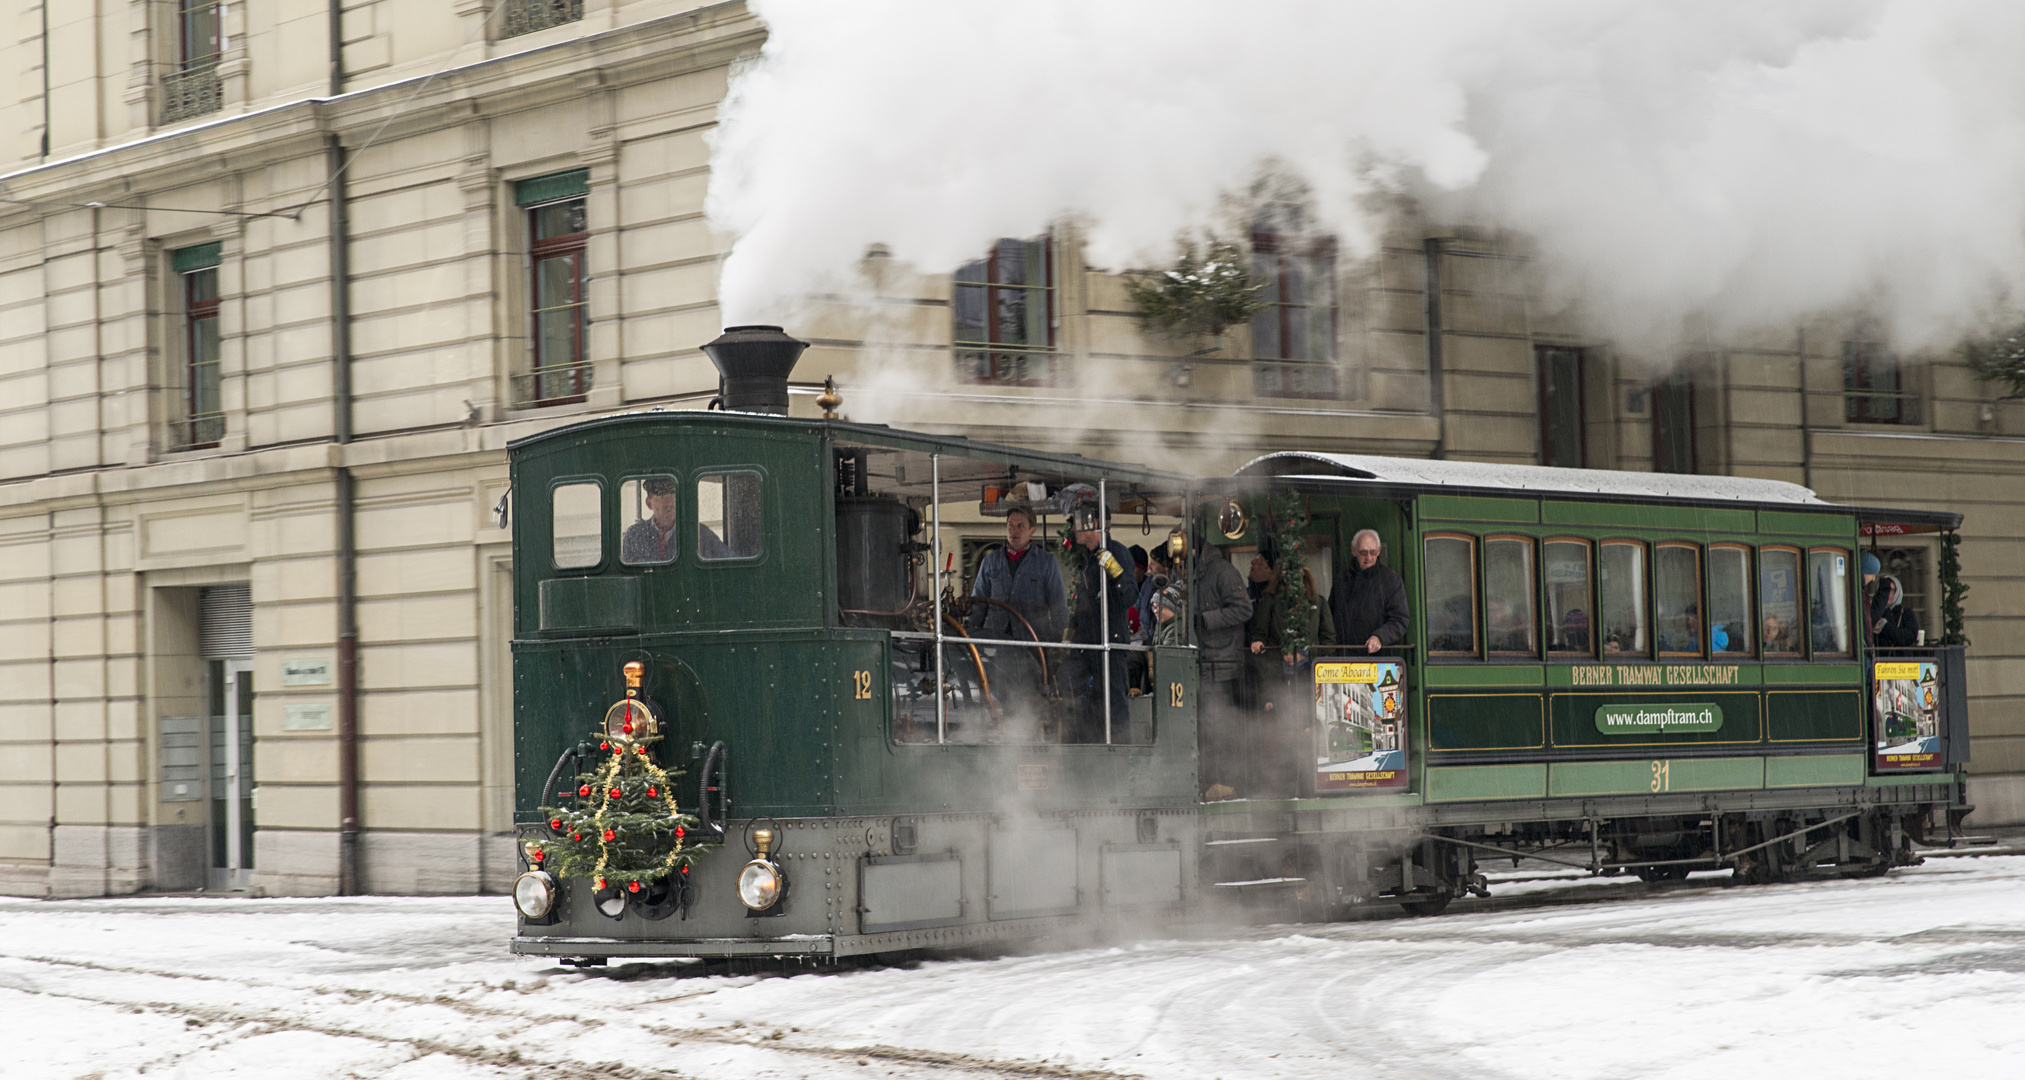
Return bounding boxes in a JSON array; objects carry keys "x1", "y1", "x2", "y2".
[{"x1": 1199, "y1": 777, "x2": 1965, "y2": 923}]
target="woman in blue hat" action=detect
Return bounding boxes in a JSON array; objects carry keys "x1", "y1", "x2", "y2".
[{"x1": 1862, "y1": 551, "x2": 1922, "y2": 648}]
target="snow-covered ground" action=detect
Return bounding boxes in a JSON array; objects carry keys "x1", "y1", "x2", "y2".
[{"x1": 5, "y1": 854, "x2": 2023, "y2": 1079}]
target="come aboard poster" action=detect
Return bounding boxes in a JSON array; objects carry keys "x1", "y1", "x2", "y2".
[
  {"x1": 1873, "y1": 660, "x2": 1942, "y2": 772},
  {"x1": 1315, "y1": 661, "x2": 1407, "y2": 792}
]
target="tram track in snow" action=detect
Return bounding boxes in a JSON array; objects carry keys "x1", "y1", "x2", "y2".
[
  {"x1": 0, "y1": 949, "x2": 1142, "y2": 1079},
  {"x1": 4, "y1": 854, "x2": 2022, "y2": 1078}
]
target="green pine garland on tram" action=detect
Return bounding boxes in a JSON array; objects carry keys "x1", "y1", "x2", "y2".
[
  {"x1": 1939, "y1": 529, "x2": 1971, "y2": 646},
  {"x1": 1267, "y1": 490, "x2": 1317, "y2": 658}
]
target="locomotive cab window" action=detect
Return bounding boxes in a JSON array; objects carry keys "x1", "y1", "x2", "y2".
[
  {"x1": 1808, "y1": 547, "x2": 1852, "y2": 656},
  {"x1": 619, "y1": 474, "x2": 680, "y2": 565},
  {"x1": 551, "y1": 480, "x2": 603, "y2": 570},
  {"x1": 1654, "y1": 542, "x2": 1702, "y2": 657},
  {"x1": 1705, "y1": 544, "x2": 1753, "y2": 655},
  {"x1": 1759, "y1": 545, "x2": 1803, "y2": 656},
  {"x1": 1599, "y1": 540, "x2": 1648, "y2": 657},
  {"x1": 1483, "y1": 536, "x2": 1537, "y2": 656},
  {"x1": 1544, "y1": 538, "x2": 1593, "y2": 656},
  {"x1": 697, "y1": 471, "x2": 764, "y2": 560},
  {"x1": 1424, "y1": 533, "x2": 1478, "y2": 656}
]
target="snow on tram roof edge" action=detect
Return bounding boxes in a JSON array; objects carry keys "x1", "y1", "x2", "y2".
[{"x1": 1235, "y1": 452, "x2": 1830, "y2": 506}]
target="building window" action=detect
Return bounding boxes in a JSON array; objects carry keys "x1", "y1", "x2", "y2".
[
  {"x1": 1251, "y1": 231, "x2": 1338, "y2": 398},
  {"x1": 1652, "y1": 373, "x2": 1696, "y2": 473},
  {"x1": 954, "y1": 238, "x2": 1054, "y2": 386},
  {"x1": 500, "y1": 0, "x2": 584, "y2": 39},
  {"x1": 162, "y1": 0, "x2": 223, "y2": 124},
  {"x1": 1537, "y1": 346, "x2": 1585, "y2": 468},
  {"x1": 515, "y1": 171, "x2": 591, "y2": 406},
  {"x1": 1844, "y1": 339, "x2": 1920, "y2": 424},
  {"x1": 173, "y1": 242, "x2": 224, "y2": 449}
]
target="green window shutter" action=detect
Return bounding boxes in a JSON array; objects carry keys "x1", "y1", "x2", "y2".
[
  {"x1": 514, "y1": 169, "x2": 590, "y2": 207},
  {"x1": 172, "y1": 242, "x2": 223, "y2": 273}
]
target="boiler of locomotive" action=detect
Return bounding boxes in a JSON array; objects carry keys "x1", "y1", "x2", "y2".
[{"x1": 834, "y1": 450, "x2": 924, "y2": 625}]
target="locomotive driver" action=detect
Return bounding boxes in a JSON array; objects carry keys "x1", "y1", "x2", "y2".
[
  {"x1": 620, "y1": 477, "x2": 681, "y2": 563},
  {"x1": 968, "y1": 505, "x2": 1068, "y2": 732},
  {"x1": 1061, "y1": 486, "x2": 1136, "y2": 743}
]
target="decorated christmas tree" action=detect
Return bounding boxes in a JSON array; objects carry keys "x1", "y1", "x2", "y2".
[{"x1": 533, "y1": 721, "x2": 710, "y2": 896}]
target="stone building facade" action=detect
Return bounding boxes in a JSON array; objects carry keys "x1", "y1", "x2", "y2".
[{"x1": 0, "y1": 2, "x2": 2016, "y2": 898}]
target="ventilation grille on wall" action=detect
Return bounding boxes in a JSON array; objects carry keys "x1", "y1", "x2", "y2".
[{"x1": 199, "y1": 584, "x2": 253, "y2": 660}]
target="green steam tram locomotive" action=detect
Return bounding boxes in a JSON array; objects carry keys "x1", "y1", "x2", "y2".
[{"x1": 507, "y1": 327, "x2": 1971, "y2": 963}]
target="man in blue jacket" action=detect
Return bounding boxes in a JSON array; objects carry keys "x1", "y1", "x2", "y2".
[{"x1": 968, "y1": 506, "x2": 1067, "y2": 731}]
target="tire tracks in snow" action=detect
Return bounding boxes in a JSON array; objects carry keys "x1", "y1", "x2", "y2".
[{"x1": 0, "y1": 951, "x2": 1139, "y2": 1079}]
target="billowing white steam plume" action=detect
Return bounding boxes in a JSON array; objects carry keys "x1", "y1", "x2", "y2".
[{"x1": 708, "y1": 0, "x2": 2025, "y2": 354}]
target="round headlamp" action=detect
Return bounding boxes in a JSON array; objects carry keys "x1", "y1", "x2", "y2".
[
  {"x1": 736, "y1": 859, "x2": 784, "y2": 911},
  {"x1": 512, "y1": 871, "x2": 557, "y2": 919},
  {"x1": 603, "y1": 699, "x2": 656, "y2": 740}
]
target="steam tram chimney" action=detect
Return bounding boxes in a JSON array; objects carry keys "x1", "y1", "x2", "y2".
[{"x1": 702, "y1": 325, "x2": 810, "y2": 415}]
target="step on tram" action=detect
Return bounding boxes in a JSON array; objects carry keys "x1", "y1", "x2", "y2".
[{"x1": 506, "y1": 327, "x2": 1972, "y2": 963}]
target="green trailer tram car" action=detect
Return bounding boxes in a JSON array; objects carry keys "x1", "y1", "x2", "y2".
[{"x1": 506, "y1": 327, "x2": 1971, "y2": 963}]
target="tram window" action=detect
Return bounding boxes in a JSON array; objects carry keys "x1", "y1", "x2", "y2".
[
  {"x1": 551, "y1": 480, "x2": 603, "y2": 569},
  {"x1": 1484, "y1": 536, "x2": 1537, "y2": 655},
  {"x1": 1760, "y1": 547, "x2": 1803, "y2": 656},
  {"x1": 1424, "y1": 534, "x2": 1477, "y2": 655},
  {"x1": 618, "y1": 475, "x2": 680, "y2": 565},
  {"x1": 697, "y1": 472, "x2": 763, "y2": 560},
  {"x1": 1654, "y1": 542, "x2": 1702, "y2": 656},
  {"x1": 1808, "y1": 547, "x2": 1852, "y2": 656},
  {"x1": 1544, "y1": 539, "x2": 1593, "y2": 655},
  {"x1": 1706, "y1": 545, "x2": 1753, "y2": 654},
  {"x1": 1599, "y1": 541, "x2": 1648, "y2": 657}
]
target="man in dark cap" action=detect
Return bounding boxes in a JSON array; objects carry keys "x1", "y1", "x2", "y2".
[
  {"x1": 621, "y1": 477, "x2": 682, "y2": 563},
  {"x1": 1059, "y1": 485, "x2": 1136, "y2": 742}
]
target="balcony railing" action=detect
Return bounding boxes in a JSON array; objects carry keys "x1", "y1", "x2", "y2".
[
  {"x1": 512, "y1": 363, "x2": 594, "y2": 408},
  {"x1": 500, "y1": 0, "x2": 584, "y2": 39},
  {"x1": 173, "y1": 413, "x2": 224, "y2": 451},
  {"x1": 161, "y1": 63, "x2": 222, "y2": 125},
  {"x1": 1254, "y1": 360, "x2": 1340, "y2": 400},
  {"x1": 1844, "y1": 388, "x2": 1923, "y2": 425},
  {"x1": 955, "y1": 346, "x2": 1055, "y2": 387}
]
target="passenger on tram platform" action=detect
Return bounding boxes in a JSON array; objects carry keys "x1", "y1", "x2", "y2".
[
  {"x1": 1248, "y1": 565, "x2": 1334, "y2": 671},
  {"x1": 1329, "y1": 529, "x2": 1409, "y2": 654},
  {"x1": 1244, "y1": 562, "x2": 1335, "y2": 798},
  {"x1": 1151, "y1": 586, "x2": 1185, "y2": 647},
  {"x1": 1194, "y1": 545, "x2": 1255, "y2": 798},
  {"x1": 1060, "y1": 489, "x2": 1136, "y2": 743}
]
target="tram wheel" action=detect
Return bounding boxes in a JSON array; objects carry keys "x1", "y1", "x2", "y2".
[
  {"x1": 1399, "y1": 893, "x2": 1453, "y2": 916},
  {"x1": 1634, "y1": 865, "x2": 1691, "y2": 883}
]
